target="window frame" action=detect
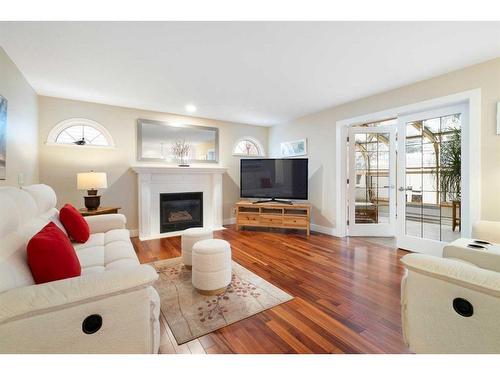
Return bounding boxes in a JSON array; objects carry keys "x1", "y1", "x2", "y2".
[
  {"x1": 46, "y1": 118, "x2": 115, "y2": 148},
  {"x1": 232, "y1": 136, "x2": 265, "y2": 157}
]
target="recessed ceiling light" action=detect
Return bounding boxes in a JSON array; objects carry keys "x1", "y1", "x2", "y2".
[{"x1": 185, "y1": 104, "x2": 197, "y2": 113}]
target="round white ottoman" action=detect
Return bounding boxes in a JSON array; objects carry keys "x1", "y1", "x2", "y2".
[
  {"x1": 181, "y1": 227, "x2": 213, "y2": 269},
  {"x1": 192, "y1": 239, "x2": 232, "y2": 295}
]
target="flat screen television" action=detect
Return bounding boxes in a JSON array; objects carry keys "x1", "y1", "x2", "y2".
[{"x1": 240, "y1": 158, "x2": 308, "y2": 201}]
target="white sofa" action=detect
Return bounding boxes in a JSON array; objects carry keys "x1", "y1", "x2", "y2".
[
  {"x1": 401, "y1": 221, "x2": 500, "y2": 353},
  {"x1": 0, "y1": 184, "x2": 160, "y2": 354}
]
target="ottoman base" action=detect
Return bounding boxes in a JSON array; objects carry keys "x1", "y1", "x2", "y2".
[{"x1": 195, "y1": 286, "x2": 228, "y2": 296}]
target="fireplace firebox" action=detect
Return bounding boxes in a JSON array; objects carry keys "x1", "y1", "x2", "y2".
[{"x1": 159, "y1": 192, "x2": 203, "y2": 233}]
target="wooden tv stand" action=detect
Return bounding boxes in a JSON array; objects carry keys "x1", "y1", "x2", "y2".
[{"x1": 235, "y1": 200, "x2": 311, "y2": 236}]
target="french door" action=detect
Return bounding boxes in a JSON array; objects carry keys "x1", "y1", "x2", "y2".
[
  {"x1": 396, "y1": 104, "x2": 466, "y2": 255},
  {"x1": 347, "y1": 125, "x2": 397, "y2": 236}
]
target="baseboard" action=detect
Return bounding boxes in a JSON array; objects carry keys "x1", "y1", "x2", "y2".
[
  {"x1": 310, "y1": 223, "x2": 341, "y2": 237},
  {"x1": 136, "y1": 226, "x2": 226, "y2": 241},
  {"x1": 131, "y1": 222, "x2": 339, "y2": 238},
  {"x1": 223, "y1": 217, "x2": 236, "y2": 225}
]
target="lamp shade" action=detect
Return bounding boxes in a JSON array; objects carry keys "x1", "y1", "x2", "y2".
[{"x1": 77, "y1": 172, "x2": 108, "y2": 190}]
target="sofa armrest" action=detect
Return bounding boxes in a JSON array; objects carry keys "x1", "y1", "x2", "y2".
[
  {"x1": 401, "y1": 253, "x2": 500, "y2": 297},
  {"x1": 401, "y1": 253, "x2": 500, "y2": 353},
  {"x1": 472, "y1": 220, "x2": 500, "y2": 244},
  {"x1": 443, "y1": 239, "x2": 500, "y2": 273},
  {"x1": 0, "y1": 265, "x2": 158, "y2": 324},
  {"x1": 84, "y1": 214, "x2": 126, "y2": 234}
]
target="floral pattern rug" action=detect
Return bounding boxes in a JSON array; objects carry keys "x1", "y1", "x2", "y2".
[{"x1": 150, "y1": 257, "x2": 293, "y2": 345}]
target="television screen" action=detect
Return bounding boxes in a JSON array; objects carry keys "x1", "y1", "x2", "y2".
[{"x1": 240, "y1": 158, "x2": 308, "y2": 200}]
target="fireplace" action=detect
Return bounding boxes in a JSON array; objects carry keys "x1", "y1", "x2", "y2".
[
  {"x1": 133, "y1": 166, "x2": 226, "y2": 240},
  {"x1": 159, "y1": 192, "x2": 203, "y2": 233}
]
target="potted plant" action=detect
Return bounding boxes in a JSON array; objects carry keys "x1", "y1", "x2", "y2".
[
  {"x1": 440, "y1": 128, "x2": 461, "y2": 203},
  {"x1": 439, "y1": 127, "x2": 461, "y2": 231}
]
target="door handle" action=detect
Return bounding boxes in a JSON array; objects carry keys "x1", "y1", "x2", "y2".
[
  {"x1": 398, "y1": 187, "x2": 413, "y2": 192},
  {"x1": 383, "y1": 185, "x2": 395, "y2": 189}
]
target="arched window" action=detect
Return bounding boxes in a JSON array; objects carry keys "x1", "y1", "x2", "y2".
[
  {"x1": 46, "y1": 118, "x2": 114, "y2": 147},
  {"x1": 232, "y1": 137, "x2": 264, "y2": 157}
]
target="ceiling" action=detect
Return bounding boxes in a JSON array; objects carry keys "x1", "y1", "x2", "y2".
[{"x1": 0, "y1": 22, "x2": 499, "y2": 126}]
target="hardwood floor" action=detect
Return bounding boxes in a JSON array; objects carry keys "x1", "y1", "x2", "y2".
[{"x1": 132, "y1": 225, "x2": 412, "y2": 354}]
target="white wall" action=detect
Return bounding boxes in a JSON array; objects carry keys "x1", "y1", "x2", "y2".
[
  {"x1": 38, "y1": 96, "x2": 268, "y2": 230},
  {"x1": 269, "y1": 57, "x2": 500, "y2": 232},
  {"x1": 0, "y1": 47, "x2": 38, "y2": 186}
]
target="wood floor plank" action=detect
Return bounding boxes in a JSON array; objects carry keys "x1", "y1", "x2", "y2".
[
  {"x1": 186, "y1": 339, "x2": 207, "y2": 354},
  {"x1": 134, "y1": 225, "x2": 411, "y2": 354},
  {"x1": 198, "y1": 335, "x2": 215, "y2": 350},
  {"x1": 269, "y1": 303, "x2": 345, "y2": 353},
  {"x1": 265, "y1": 319, "x2": 314, "y2": 354},
  {"x1": 204, "y1": 332, "x2": 234, "y2": 354}
]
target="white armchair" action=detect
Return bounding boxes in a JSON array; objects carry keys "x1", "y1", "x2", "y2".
[
  {"x1": 472, "y1": 220, "x2": 500, "y2": 244},
  {"x1": 401, "y1": 220, "x2": 500, "y2": 353},
  {"x1": 0, "y1": 185, "x2": 160, "y2": 353}
]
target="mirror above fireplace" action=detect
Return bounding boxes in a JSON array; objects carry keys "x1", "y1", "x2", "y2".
[{"x1": 137, "y1": 119, "x2": 219, "y2": 163}]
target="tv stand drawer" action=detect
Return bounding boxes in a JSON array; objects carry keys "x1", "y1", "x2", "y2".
[
  {"x1": 238, "y1": 214, "x2": 260, "y2": 224},
  {"x1": 283, "y1": 216, "x2": 307, "y2": 227},
  {"x1": 260, "y1": 215, "x2": 283, "y2": 225}
]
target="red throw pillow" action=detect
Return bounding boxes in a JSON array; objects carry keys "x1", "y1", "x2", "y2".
[
  {"x1": 59, "y1": 203, "x2": 90, "y2": 243},
  {"x1": 27, "y1": 222, "x2": 81, "y2": 284}
]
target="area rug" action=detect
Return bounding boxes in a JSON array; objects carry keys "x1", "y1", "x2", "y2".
[{"x1": 150, "y1": 257, "x2": 293, "y2": 345}]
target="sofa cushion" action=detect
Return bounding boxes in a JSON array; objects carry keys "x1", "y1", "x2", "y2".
[
  {"x1": 27, "y1": 222, "x2": 81, "y2": 284},
  {"x1": 0, "y1": 187, "x2": 54, "y2": 292},
  {"x1": 60, "y1": 204, "x2": 90, "y2": 243},
  {"x1": 21, "y1": 185, "x2": 57, "y2": 216},
  {"x1": 73, "y1": 229, "x2": 139, "y2": 274}
]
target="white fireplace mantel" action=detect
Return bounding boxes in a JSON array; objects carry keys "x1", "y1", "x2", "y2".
[
  {"x1": 131, "y1": 165, "x2": 227, "y2": 240},
  {"x1": 131, "y1": 165, "x2": 228, "y2": 175}
]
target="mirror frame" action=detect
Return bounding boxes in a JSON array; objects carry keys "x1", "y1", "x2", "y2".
[{"x1": 137, "y1": 119, "x2": 219, "y2": 163}]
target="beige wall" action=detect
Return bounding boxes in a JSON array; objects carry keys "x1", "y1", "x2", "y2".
[
  {"x1": 269, "y1": 58, "x2": 500, "y2": 230},
  {"x1": 38, "y1": 96, "x2": 268, "y2": 230},
  {"x1": 0, "y1": 47, "x2": 38, "y2": 186}
]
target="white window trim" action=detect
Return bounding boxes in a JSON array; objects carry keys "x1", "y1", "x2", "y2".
[
  {"x1": 46, "y1": 118, "x2": 115, "y2": 148},
  {"x1": 232, "y1": 136, "x2": 265, "y2": 157}
]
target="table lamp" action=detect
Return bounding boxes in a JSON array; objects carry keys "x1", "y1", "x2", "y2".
[{"x1": 77, "y1": 171, "x2": 108, "y2": 210}]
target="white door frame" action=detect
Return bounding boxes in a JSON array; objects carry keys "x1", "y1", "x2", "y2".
[
  {"x1": 347, "y1": 125, "x2": 397, "y2": 236},
  {"x1": 396, "y1": 103, "x2": 468, "y2": 255},
  {"x1": 335, "y1": 89, "x2": 481, "y2": 245}
]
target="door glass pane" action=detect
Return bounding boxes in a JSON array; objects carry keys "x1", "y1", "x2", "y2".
[
  {"x1": 423, "y1": 118, "x2": 440, "y2": 134},
  {"x1": 354, "y1": 131, "x2": 391, "y2": 224},
  {"x1": 406, "y1": 200, "x2": 422, "y2": 238},
  {"x1": 404, "y1": 113, "x2": 462, "y2": 241},
  {"x1": 377, "y1": 188, "x2": 390, "y2": 223}
]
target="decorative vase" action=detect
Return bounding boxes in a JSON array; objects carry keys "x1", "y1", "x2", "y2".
[
  {"x1": 172, "y1": 140, "x2": 191, "y2": 167},
  {"x1": 178, "y1": 155, "x2": 189, "y2": 167}
]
